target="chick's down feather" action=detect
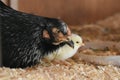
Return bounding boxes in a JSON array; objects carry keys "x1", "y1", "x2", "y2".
[{"x1": 44, "y1": 34, "x2": 84, "y2": 60}]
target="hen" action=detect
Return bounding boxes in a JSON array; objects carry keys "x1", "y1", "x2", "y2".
[{"x1": 0, "y1": 1, "x2": 73, "y2": 68}]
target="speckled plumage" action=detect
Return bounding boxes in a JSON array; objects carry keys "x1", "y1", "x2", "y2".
[{"x1": 0, "y1": 1, "x2": 71, "y2": 68}]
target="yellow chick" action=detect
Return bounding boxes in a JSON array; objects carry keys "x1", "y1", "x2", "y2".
[{"x1": 44, "y1": 34, "x2": 84, "y2": 61}]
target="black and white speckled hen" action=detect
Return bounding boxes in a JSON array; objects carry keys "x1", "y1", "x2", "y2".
[{"x1": 0, "y1": 1, "x2": 74, "y2": 68}]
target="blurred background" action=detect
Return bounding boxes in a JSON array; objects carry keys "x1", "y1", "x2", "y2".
[
  {"x1": 1, "y1": 0, "x2": 120, "y2": 79},
  {"x1": 1, "y1": 0, "x2": 120, "y2": 25}
]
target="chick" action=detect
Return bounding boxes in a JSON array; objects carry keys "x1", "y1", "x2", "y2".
[{"x1": 44, "y1": 34, "x2": 84, "y2": 61}]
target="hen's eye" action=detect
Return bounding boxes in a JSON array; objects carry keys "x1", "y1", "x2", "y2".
[
  {"x1": 57, "y1": 30, "x2": 60, "y2": 33},
  {"x1": 76, "y1": 41, "x2": 79, "y2": 44},
  {"x1": 52, "y1": 28, "x2": 61, "y2": 33}
]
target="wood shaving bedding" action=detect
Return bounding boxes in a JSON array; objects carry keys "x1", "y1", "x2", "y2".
[{"x1": 1, "y1": 13, "x2": 120, "y2": 80}]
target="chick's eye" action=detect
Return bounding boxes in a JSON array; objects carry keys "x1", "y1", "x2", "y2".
[{"x1": 76, "y1": 41, "x2": 79, "y2": 44}]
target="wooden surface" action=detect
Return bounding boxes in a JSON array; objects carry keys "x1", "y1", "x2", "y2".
[{"x1": 14, "y1": 0, "x2": 120, "y2": 25}]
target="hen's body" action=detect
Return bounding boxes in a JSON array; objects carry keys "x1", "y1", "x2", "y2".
[{"x1": 0, "y1": 1, "x2": 72, "y2": 68}]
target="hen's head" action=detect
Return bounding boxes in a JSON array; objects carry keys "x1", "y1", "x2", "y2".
[{"x1": 42, "y1": 18, "x2": 72, "y2": 46}]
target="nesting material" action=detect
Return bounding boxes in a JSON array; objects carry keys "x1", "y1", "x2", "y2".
[
  {"x1": 0, "y1": 60, "x2": 120, "y2": 80},
  {"x1": 1, "y1": 13, "x2": 120, "y2": 80}
]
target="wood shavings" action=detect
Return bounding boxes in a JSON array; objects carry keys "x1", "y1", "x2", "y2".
[{"x1": 1, "y1": 13, "x2": 120, "y2": 80}]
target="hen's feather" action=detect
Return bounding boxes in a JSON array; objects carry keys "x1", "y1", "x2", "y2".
[{"x1": 0, "y1": 1, "x2": 70, "y2": 68}]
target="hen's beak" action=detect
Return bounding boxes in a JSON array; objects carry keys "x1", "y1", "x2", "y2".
[{"x1": 66, "y1": 40, "x2": 74, "y2": 48}]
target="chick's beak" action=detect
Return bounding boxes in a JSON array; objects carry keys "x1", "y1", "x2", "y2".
[{"x1": 66, "y1": 40, "x2": 74, "y2": 48}]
